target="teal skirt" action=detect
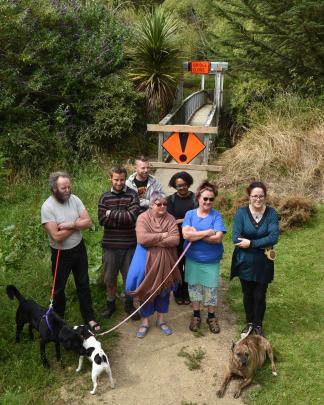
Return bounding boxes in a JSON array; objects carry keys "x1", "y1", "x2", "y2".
[{"x1": 185, "y1": 257, "x2": 220, "y2": 288}]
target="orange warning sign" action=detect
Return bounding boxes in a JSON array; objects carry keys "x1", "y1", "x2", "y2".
[
  {"x1": 162, "y1": 132, "x2": 205, "y2": 164},
  {"x1": 190, "y1": 61, "x2": 210, "y2": 74}
]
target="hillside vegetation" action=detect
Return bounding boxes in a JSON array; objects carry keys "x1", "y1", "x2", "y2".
[{"x1": 215, "y1": 94, "x2": 324, "y2": 201}]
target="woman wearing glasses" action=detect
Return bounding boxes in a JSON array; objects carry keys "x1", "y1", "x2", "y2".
[
  {"x1": 167, "y1": 171, "x2": 197, "y2": 305},
  {"x1": 231, "y1": 181, "x2": 279, "y2": 337},
  {"x1": 126, "y1": 191, "x2": 181, "y2": 338},
  {"x1": 182, "y1": 181, "x2": 226, "y2": 334}
]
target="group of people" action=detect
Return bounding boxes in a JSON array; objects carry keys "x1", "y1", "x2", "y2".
[{"x1": 41, "y1": 156, "x2": 279, "y2": 339}]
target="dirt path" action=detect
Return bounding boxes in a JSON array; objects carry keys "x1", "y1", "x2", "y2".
[{"x1": 62, "y1": 279, "x2": 245, "y2": 405}]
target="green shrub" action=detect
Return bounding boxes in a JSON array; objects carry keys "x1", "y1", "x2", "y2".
[{"x1": 0, "y1": 0, "x2": 145, "y2": 173}]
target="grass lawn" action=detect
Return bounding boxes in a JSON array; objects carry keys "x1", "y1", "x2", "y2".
[
  {"x1": 0, "y1": 166, "x2": 323, "y2": 404},
  {"x1": 0, "y1": 164, "x2": 123, "y2": 404},
  {"x1": 221, "y1": 206, "x2": 324, "y2": 404}
]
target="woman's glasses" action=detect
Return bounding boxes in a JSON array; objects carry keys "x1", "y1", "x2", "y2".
[
  {"x1": 175, "y1": 184, "x2": 188, "y2": 190},
  {"x1": 202, "y1": 197, "x2": 215, "y2": 202},
  {"x1": 154, "y1": 201, "x2": 167, "y2": 207},
  {"x1": 250, "y1": 195, "x2": 265, "y2": 200}
]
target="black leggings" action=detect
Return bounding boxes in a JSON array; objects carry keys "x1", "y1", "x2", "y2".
[
  {"x1": 173, "y1": 242, "x2": 189, "y2": 300},
  {"x1": 240, "y1": 279, "x2": 268, "y2": 327}
]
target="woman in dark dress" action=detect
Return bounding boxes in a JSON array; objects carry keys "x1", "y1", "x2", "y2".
[
  {"x1": 231, "y1": 181, "x2": 279, "y2": 337},
  {"x1": 167, "y1": 172, "x2": 197, "y2": 305}
]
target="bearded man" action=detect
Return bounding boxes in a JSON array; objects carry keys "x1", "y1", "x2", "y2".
[{"x1": 41, "y1": 171, "x2": 100, "y2": 332}]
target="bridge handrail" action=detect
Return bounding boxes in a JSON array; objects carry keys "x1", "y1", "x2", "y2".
[{"x1": 159, "y1": 90, "x2": 211, "y2": 126}]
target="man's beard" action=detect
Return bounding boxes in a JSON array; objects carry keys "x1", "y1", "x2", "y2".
[{"x1": 53, "y1": 190, "x2": 71, "y2": 203}]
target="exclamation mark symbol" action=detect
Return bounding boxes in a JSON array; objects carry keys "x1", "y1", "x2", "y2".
[{"x1": 179, "y1": 132, "x2": 189, "y2": 162}]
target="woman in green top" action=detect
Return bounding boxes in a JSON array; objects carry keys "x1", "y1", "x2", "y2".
[{"x1": 231, "y1": 181, "x2": 279, "y2": 337}]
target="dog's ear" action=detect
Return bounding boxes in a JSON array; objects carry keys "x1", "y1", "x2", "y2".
[
  {"x1": 59, "y1": 327, "x2": 73, "y2": 348},
  {"x1": 74, "y1": 325, "x2": 84, "y2": 338},
  {"x1": 231, "y1": 341, "x2": 235, "y2": 352}
]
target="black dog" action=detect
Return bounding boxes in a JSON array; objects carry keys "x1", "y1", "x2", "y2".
[{"x1": 6, "y1": 285, "x2": 86, "y2": 368}]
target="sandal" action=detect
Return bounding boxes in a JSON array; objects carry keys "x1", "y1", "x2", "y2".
[
  {"x1": 88, "y1": 320, "x2": 101, "y2": 332},
  {"x1": 136, "y1": 325, "x2": 149, "y2": 338},
  {"x1": 183, "y1": 299, "x2": 191, "y2": 305},
  {"x1": 207, "y1": 317, "x2": 220, "y2": 334},
  {"x1": 189, "y1": 316, "x2": 201, "y2": 332},
  {"x1": 175, "y1": 297, "x2": 184, "y2": 305},
  {"x1": 157, "y1": 322, "x2": 172, "y2": 336}
]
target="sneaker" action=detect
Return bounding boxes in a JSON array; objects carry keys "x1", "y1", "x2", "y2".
[
  {"x1": 101, "y1": 300, "x2": 116, "y2": 319},
  {"x1": 240, "y1": 323, "x2": 253, "y2": 339},
  {"x1": 254, "y1": 325, "x2": 265, "y2": 337}
]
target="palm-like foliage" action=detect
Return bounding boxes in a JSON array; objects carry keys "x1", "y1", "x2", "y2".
[{"x1": 128, "y1": 6, "x2": 182, "y2": 118}]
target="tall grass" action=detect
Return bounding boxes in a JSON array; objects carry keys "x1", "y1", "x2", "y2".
[
  {"x1": 221, "y1": 206, "x2": 324, "y2": 404},
  {"x1": 0, "y1": 163, "x2": 121, "y2": 404},
  {"x1": 217, "y1": 94, "x2": 324, "y2": 200}
]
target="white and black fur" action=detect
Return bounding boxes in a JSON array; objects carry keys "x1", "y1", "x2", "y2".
[
  {"x1": 6, "y1": 285, "x2": 86, "y2": 368},
  {"x1": 74, "y1": 325, "x2": 115, "y2": 395}
]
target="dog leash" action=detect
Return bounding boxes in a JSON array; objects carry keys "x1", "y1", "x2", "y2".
[
  {"x1": 97, "y1": 242, "x2": 192, "y2": 337},
  {"x1": 41, "y1": 242, "x2": 61, "y2": 332},
  {"x1": 49, "y1": 241, "x2": 61, "y2": 308}
]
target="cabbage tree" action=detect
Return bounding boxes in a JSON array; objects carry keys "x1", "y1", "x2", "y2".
[{"x1": 128, "y1": 6, "x2": 183, "y2": 119}]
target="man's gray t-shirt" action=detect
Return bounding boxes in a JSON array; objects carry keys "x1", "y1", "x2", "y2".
[{"x1": 41, "y1": 194, "x2": 85, "y2": 250}]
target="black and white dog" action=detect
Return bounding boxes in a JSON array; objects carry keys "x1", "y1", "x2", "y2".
[
  {"x1": 74, "y1": 325, "x2": 115, "y2": 395},
  {"x1": 6, "y1": 285, "x2": 86, "y2": 368}
]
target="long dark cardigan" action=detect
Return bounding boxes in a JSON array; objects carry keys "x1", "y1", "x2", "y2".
[{"x1": 231, "y1": 206, "x2": 280, "y2": 284}]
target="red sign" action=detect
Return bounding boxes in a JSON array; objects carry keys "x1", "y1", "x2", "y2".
[
  {"x1": 190, "y1": 61, "x2": 210, "y2": 74},
  {"x1": 162, "y1": 132, "x2": 205, "y2": 164}
]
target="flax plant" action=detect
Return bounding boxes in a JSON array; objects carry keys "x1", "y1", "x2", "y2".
[{"x1": 128, "y1": 6, "x2": 183, "y2": 119}]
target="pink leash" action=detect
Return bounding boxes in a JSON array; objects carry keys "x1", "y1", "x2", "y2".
[{"x1": 97, "y1": 242, "x2": 192, "y2": 337}]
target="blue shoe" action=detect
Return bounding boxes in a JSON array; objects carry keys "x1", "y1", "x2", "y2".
[
  {"x1": 136, "y1": 325, "x2": 149, "y2": 338},
  {"x1": 157, "y1": 322, "x2": 172, "y2": 336}
]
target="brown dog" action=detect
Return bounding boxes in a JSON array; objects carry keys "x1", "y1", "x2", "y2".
[{"x1": 217, "y1": 335, "x2": 277, "y2": 398}]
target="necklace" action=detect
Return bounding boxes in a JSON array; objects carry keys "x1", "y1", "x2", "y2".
[
  {"x1": 253, "y1": 213, "x2": 261, "y2": 222},
  {"x1": 249, "y1": 206, "x2": 265, "y2": 223}
]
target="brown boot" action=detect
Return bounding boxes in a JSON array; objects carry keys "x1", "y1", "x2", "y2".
[
  {"x1": 189, "y1": 316, "x2": 201, "y2": 332},
  {"x1": 207, "y1": 317, "x2": 220, "y2": 334}
]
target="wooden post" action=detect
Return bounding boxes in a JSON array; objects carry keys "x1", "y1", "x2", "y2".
[
  {"x1": 158, "y1": 132, "x2": 163, "y2": 162},
  {"x1": 203, "y1": 134, "x2": 209, "y2": 164}
]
